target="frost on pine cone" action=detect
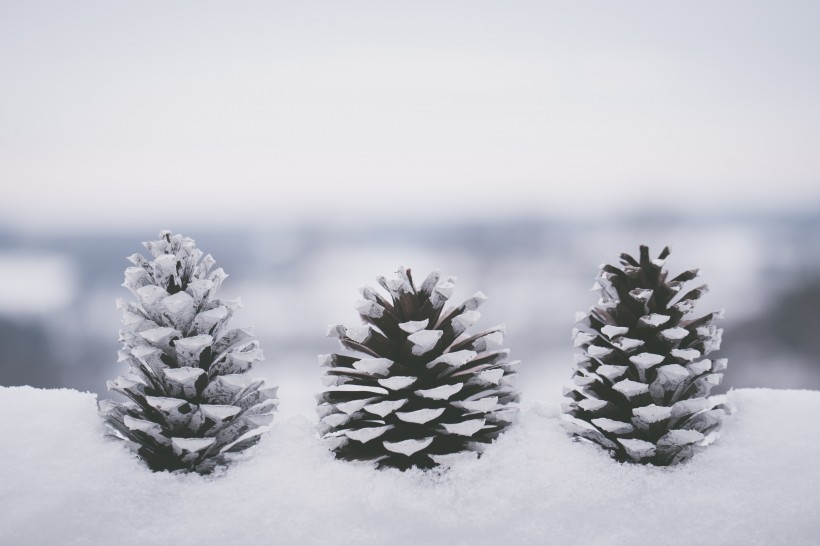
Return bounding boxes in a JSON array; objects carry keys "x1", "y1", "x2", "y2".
[
  {"x1": 318, "y1": 268, "x2": 519, "y2": 470},
  {"x1": 100, "y1": 231, "x2": 277, "y2": 473},
  {"x1": 562, "y1": 246, "x2": 729, "y2": 466}
]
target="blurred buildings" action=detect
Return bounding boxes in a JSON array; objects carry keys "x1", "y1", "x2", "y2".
[{"x1": 1, "y1": 215, "x2": 818, "y2": 416}]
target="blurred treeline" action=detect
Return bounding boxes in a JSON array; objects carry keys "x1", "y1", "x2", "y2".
[{"x1": 1, "y1": 214, "x2": 819, "y2": 409}]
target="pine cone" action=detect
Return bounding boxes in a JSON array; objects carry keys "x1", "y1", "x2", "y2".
[
  {"x1": 318, "y1": 267, "x2": 519, "y2": 470},
  {"x1": 562, "y1": 246, "x2": 729, "y2": 465},
  {"x1": 100, "y1": 231, "x2": 277, "y2": 473}
]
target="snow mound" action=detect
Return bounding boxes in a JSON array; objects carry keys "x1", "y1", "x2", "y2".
[{"x1": 1, "y1": 387, "x2": 818, "y2": 545}]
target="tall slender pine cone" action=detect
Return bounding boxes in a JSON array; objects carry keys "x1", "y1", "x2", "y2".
[
  {"x1": 317, "y1": 267, "x2": 519, "y2": 470},
  {"x1": 100, "y1": 231, "x2": 278, "y2": 473},
  {"x1": 562, "y1": 246, "x2": 729, "y2": 465}
]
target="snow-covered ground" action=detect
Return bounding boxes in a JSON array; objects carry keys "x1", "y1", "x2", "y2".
[{"x1": 1, "y1": 387, "x2": 818, "y2": 545}]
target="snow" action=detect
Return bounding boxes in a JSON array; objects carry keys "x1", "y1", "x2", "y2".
[
  {"x1": 363, "y1": 399, "x2": 407, "y2": 418},
  {"x1": 587, "y1": 345, "x2": 613, "y2": 358},
  {"x1": 398, "y1": 319, "x2": 429, "y2": 334},
  {"x1": 441, "y1": 418, "x2": 486, "y2": 436},
  {"x1": 612, "y1": 379, "x2": 650, "y2": 398},
  {"x1": 611, "y1": 337, "x2": 645, "y2": 352},
  {"x1": 172, "y1": 436, "x2": 216, "y2": 453},
  {"x1": 597, "y1": 364, "x2": 628, "y2": 381},
  {"x1": 395, "y1": 407, "x2": 446, "y2": 424},
  {"x1": 139, "y1": 326, "x2": 178, "y2": 345},
  {"x1": 407, "y1": 329, "x2": 443, "y2": 355},
  {"x1": 1, "y1": 387, "x2": 819, "y2": 545},
  {"x1": 659, "y1": 429, "x2": 705, "y2": 447},
  {"x1": 660, "y1": 327, "x2": 689, "y2": 341},
  {"x1": 345, "y1": 325, "x2": 371, "y2": 344},
  {"x1": 377, "y1": 376, "x2": 417, "y2": 391},
  {"x1": 578, "y1": 398, "x2": 609, "y2": 412},
  {"x1": 343, "y1": 425, "x2": 392, "y2": 444},
  {"x1": 415, "y1": 383, "x2": 463, "y2": 401},
  {"x1": 476, "y1": 368, "x2": 504, "y2": 385},
  {"x1": 335, "y1": 398, "x2": 373, "y2": 415},
  {"x1": 322, "y1": 384, "x2": 388, "y2": 396},
  {"x1": 632, "y1": 404, "x2": 673, "y2": 424},
  {"x1": 592, "y1": 418, "x2": 634, "y2": 435},
  {"x1": 572, "y1": 330, "x2": 596, "y2": 347},
  {"x1": 453, "y1": 396, "x2": 498, "y2": 413},
  {"x1": 351, "y1": 358, "x2": 393, "y2": 376},
  {"x1": 601, "y1": 325, "x2": 629, "y2": 339},
  {"x1": 638, "y1": 314, "x2": 671, "y2": 328},
  {"x1": 629, "y1": 352, "x2": 666, "y2": 370},
  {"x1": 383, "y1": 437, "x2": 435, "y2": 457},
  {"x1": 671, "y1": 348, "x2": 702, "y2": 362},
  {"x1": 618, "y1": 437, "x2": 657, "y2": 460},
  {"x1": 629, "y1": 288, "x2": 653, "y2": 302},
  {"x1": 428, "y1": 350, "x2": 478, "y2": 369},
  {"x1": 688, "y1": 359, "x2": 713, "y2": 375},
  {"x1": 654, "y1": 364, "x2": 689, "y2": 383}
]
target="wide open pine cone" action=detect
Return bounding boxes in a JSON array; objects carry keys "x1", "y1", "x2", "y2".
[{"x1": 318, "y1": 267, "x2": 519, "y2": 470}]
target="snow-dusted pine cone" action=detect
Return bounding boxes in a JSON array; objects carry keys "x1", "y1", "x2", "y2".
[
  {"x1": 562, "y1": 246, "x2": 729, "y2": 465},
  {"x1": 318, "y1": 267, "x2": 519, "y2": 470},
  {"x1": 100, "y1": 231, "x2": 277, "y2": 473}
]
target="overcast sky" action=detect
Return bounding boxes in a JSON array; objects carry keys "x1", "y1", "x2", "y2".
[{"x1": 1, "y1": 1, "x2": 819, "y2": 232}]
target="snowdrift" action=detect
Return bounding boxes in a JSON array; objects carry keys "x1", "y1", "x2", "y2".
[{"x1": 1, "y1": 386, "x2": 818, "y2": 545}]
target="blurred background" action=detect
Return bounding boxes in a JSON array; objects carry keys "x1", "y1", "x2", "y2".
[{"x1": 1, "y1": 1, "x2": 819, "y2": 417}]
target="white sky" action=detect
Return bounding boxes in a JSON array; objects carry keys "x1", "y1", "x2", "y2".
[{"x1": 1, "y1": 1, "x2": 819, "y2": 232}]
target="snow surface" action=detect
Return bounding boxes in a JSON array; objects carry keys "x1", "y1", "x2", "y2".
[{"x1": 1, "y1": 387, "x2": 818, "y2": 546}]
